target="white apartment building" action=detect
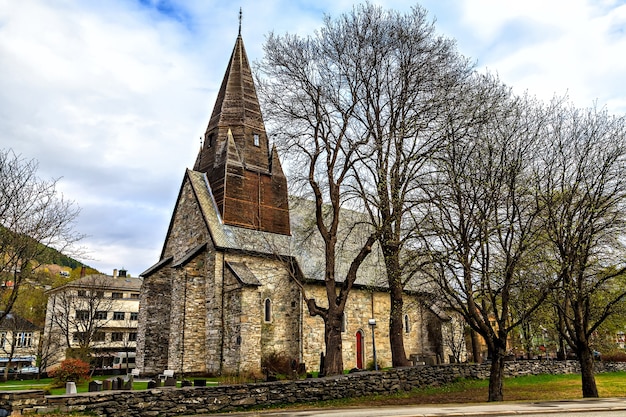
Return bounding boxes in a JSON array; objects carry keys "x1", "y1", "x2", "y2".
[
  {"x1": 0, "y1": 312, "x2": 40, "y2": 372},
  {"x1": 43, "y1": 269, "x2": 142, "y2": 370}
]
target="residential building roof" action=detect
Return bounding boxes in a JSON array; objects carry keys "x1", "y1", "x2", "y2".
[{"x1": 46, "y1": 273, "x2": 142, "y2": 295}]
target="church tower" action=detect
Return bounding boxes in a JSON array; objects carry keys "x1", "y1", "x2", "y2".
[{"x1": 194, "y1": 29, "x2": 290, "y2": 235}]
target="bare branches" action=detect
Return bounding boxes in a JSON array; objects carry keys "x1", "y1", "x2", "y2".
[{"x1": 0, "y1": 149, "x2": 84, "y2": 322}]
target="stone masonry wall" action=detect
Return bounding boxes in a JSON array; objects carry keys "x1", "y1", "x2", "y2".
[
  {"x1": 5, "y1": 361, "x2": 626, "y2": 416},
  {"x1": 302, "y1": 286, "x2": 437, "y2": 371}
]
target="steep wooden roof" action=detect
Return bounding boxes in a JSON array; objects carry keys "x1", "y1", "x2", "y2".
[
  {"x1": 194, "y1": 34, "x2": 270, "y2": 174},
  {"x1": 192, "y1": 33, "x2": 290, "y2": 235}
]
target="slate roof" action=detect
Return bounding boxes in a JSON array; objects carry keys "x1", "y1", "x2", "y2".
[
  {"x1": 46, "y1": 273, "x2": 143, "y2": 294},
  {"x1": 143, "y1": 169, "x2": 387, "y2": 289},
  {"x1": 0, "y1": 312, "x2": 40, "y2": 331},
  {"x1": 226, "y1": 261, "x2": 261, "y2": 286}
]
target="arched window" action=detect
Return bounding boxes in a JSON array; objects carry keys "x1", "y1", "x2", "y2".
[
  {"x1": 404, "y1": 314, "x2": 410, "y2": 333},
  {"x1": 264, "y1": 298, "x2": 272, "y2": 323}
]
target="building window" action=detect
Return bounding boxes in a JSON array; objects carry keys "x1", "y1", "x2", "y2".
[
  {"x1": 404, "y1": 314, "x2": 410, "y2": 333},
  {"x1": 341, "y1": 313, "x2": 346, "y2": 333},
  {"x1": 112, "y1": 292, "x2": 123, "y2": 299},
  {"x1": 96, "y1": 291, "x2": 104, "y2": 298},
  {"x1": 130, "y1": 293, "x2": 140, "y2": 299},
  {"x1": 128, "y1": 332, "x2": 137, "y2": 342},
  {"x1": 0, "y1": 332, "x2": 6, "y2": 349},
  {"x1": 76, "y1": 310, "x2": 89, "y2": 320},
  {"x1": 93, "y1": 332, "x2": 105, "y2": 342},
  {"x1": 96, "y1": 311, "x2": 108, "y2": 320},
  {"x1": 130, "y1": 312, "x2": 138, "y2": 321},
  {"x1": 264, "y1": 298, "x2": 272, "y2": 323},
  {"x1": 73, "y1": 332, "x2": 86, "y2": 343},
  {"x1": 113, "y1": 312, "x2": 125, "y2": 320},
  {"x1": 253, "y1": 134, "x2": 260, "y2": 147},
  {"x1": 111, "y1": 332, "x2": 124, "y2": 342},
  {"x1": 77, "y1": 290, "x2": 86, "y2": 297}
]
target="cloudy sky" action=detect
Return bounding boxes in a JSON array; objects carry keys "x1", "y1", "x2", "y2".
[{"x1": 1, "y1": 0, "x2": 625, "y2": 276}]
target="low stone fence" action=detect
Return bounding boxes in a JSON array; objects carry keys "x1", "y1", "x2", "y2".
[{"x1": 2, "y1": 360, "x2": 625, "y2": 416}]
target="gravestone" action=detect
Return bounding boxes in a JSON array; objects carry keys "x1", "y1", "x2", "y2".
[
  {"x1": 103, "y1": 379, "x2": 112, "y2": 390},
  {"x1": 65, "y1": 382, "x2": 77, "y2": 395},
  {"x1": 164, "y1": 376, "x2": 176, "y2": 387},
  {"x1": 147, "y1": 380, "x2": 158, "y2": 389},
  {"x1": 88, "y1": 380, "x2": 102, "y2": 392}
]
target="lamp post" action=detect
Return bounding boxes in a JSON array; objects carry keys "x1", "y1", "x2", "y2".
[{"x1": 368, "y1": 319, "x2": 378, "y2": 371}]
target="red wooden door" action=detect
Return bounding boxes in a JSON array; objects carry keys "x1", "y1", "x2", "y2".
[{"x1": 356, "y1": 330, "x2": 364, "y2": 369}]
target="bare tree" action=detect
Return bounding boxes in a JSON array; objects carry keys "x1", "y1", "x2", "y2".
[
  {"x1": 338, "y1": 3, "x2": 473, "y2": 367},
  {"x1": 47, "y1": 275, "x2": 114, "y2": 363},
  {"x1": 537, "y1": 103, "x2": 626, "y2": 398},
  {"x1": 422, "y1": 74, "x2": 552, "y2": 401},
  {"x1": 441, "y1": 314, "x2": 467, "y2": 364},
  {"x1": 257, "y1": 11, "x2": 380, "y2": 375},
  {"x1": 0, "y1": 149, "x2": 83, "y2": 322}
]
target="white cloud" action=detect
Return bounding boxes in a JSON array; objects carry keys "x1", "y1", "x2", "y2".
[{"x1": 1, "y1": 0, "x2": 625, "y2": 275}]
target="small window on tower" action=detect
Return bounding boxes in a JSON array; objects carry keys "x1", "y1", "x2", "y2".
[{"x1": 253, "y1": 134, "x2": 260, "y2": 147}]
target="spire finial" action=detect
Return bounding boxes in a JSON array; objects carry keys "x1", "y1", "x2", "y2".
[{"x1": 238, "y1": 7, "x2": 242, "y2": 35}]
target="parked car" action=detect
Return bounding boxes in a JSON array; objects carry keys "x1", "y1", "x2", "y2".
[{"x1": 18, "y1": 366, "x2": 39, "y2": 374}]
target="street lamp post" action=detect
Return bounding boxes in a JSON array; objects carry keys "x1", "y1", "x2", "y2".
[{"x1": 368, "y1": 319, "x2": 378, "y2": 371}]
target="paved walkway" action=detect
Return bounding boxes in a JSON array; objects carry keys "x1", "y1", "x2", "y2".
[{"x1": 203, "y1": 397, "x2": 626, "y2": 416}]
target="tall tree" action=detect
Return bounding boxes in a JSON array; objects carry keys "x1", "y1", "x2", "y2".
[
  {"x1": 422, "y1": 74, "x2": 551, "y2": 401},
  {"x1": 342, "y1": 3, "x2": 472, "y2": 367},
  {"x1": 257, "y1": 9, "x2": 380, "y2": 375},
  {"x1": 537, "y1": 103, "x2": 626, "y2": 397},
  {"x1": 0, "y1": 149, "x2": 83, "y2": 322}
]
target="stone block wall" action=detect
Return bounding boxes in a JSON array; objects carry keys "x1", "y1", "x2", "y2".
[
  {"x1": 301, "y1": 286, "x2": 438, "y2": 371},
  {"x1": 3, "y1": 361, "x2": 626, "y2": 416}
]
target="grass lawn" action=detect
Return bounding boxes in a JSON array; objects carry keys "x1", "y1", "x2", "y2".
[{"x1": 307, "y1": 371, "x2": 626, "y2": 409}]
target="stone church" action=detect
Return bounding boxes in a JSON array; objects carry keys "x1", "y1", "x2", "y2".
[{"x1": 136, "y1": 30, "x2": 451, "y2": 376}]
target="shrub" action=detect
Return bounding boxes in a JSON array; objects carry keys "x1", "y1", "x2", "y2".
[
  {"x1": 49, "y1": 358, "x2": 90, "y2": 386},
  {"x1": 366, "y1": 359, "x2": 384, "y2": 371},
  {"x1": 261, "y1": 350, "x2": 302, "y2": 378}
]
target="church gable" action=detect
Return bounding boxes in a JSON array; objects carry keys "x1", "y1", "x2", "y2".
[{"x1": 161, "y1": 172, "x2": 213, "y2": 262}]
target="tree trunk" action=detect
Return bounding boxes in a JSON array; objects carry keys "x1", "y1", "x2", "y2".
[
  {"x1": 470, "y1": 329, "x2": 481, "y2": 363},
  {"x1": 384, "y1": 245, "x2": 410, "y2": 367},
  {"x1": 324, "y1": 313, "x2": 344, "y2": 376},
  {"x1": 579, "y1": 348, "x2": 599, "y2": 398},
  {"x1": 488, "y1": 342, "x2": 506, "y2": 402}
]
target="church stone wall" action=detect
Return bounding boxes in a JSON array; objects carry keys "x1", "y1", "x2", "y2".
[
  {"x1": 301, "y1": 285, "x2": 432, "y2": 372},
  {"x1": 139, "y1": 176, "x2": 219, "y2": 375},
  {"x1": 223, "y1": 253, "x2": 301, "y2": 374},
  {"x1": 136, "y1": 266, "x2": 172, "y2": 375}
]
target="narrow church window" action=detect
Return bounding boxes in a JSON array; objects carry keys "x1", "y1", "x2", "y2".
[
  {"x1": 404, "y1": 314, "x2": 410, "y2": 333},
  {"x1": 264, "y1": 298, "x2": 272, "y2": 322},
  {"x1": 253, "y1": 134, "x2": 260, "y2": 147},
  {"x1": 341, "y1": 313, "x2": 346, "y2": 332}
]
